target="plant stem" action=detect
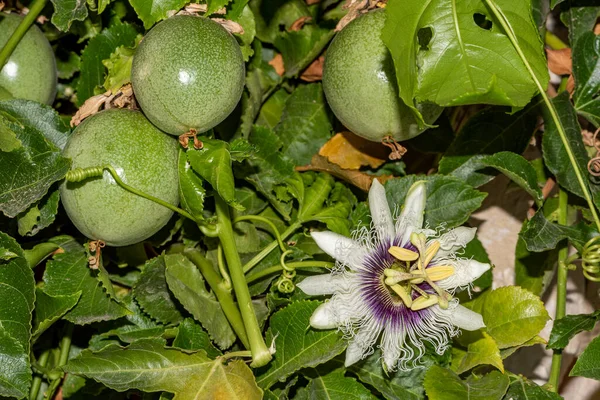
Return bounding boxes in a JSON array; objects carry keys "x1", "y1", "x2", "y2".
[
  {"x1": 0, "y1": 0, "x2": 47, "y2": 70},
  {"x1": 29, "y1": 350, "x2": 50, "y2": 400},
  {"x1": 549, "y1": 188, "x2": 569, "y2": 392},
  {"x1": 245, "y1": 261, "x2": 335, "y2": 284},
  {"x1": 183, "y1": 248, "x2": 250, "y2": 349},
  {"x1": 234, "y1": 215, "x2": 287, "y2": 252},
  {"x1": 484, "y1": 0, "x2": 600, "y2": 232},
  {"x1": 215, "y1": 195, "x2": 271, "y2": 368},
  {"x1": 45, "y1": 323, "x2": 74, "y2": 399},
  {"x1": 242, "y1": 222, "x2": 302, "y2": 274}
]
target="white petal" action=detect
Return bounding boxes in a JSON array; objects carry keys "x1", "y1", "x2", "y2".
[
  {"x1": 297, "y1": 274, "x2": 348, "y2": 296},
  {"x1": 397, "y1": 181, "x2": 426, "y2": 246},
  {"x1": 344, "y1": 320, "x2": 383, "y2": 367},
  {"x1": 435, "y1": 227, "x2": 477, "y2": 259},
  {"x1": 442, "y1": 304, "x2": 485, "y2": 331},
  {"x1": 381, "y1": 326, "x2": 406, "y2": 371},
  {"x1": 310, "y1": 302, "x2": 338, "y2": 329},
  {"x1": 311, "y1": 231, "x2": 365, "y2": 269},
  {"x1": 435, "y1": 259, "x2": 491, "y2": 291},
  {"x1": 368, "y1": 179, "x2": 395, "y2": 241}
]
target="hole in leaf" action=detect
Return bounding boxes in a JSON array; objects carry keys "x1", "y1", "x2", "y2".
[
  {"x1": 417, "y1": 27, "x2": 433, "y2": 51},
  {"x1": 473, "y1": 13, "x2": 493, "y2": 30}
]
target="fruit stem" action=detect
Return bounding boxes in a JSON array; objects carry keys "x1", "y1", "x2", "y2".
[
  {"x1": 245, "y1": 261, "x2": 335, "y2": 284},
  {"x1": 0, "y1": 0, "x2": 48, "y2": 70},
  {"x1": 183, "y1": 248, "x2": 250, "y2": 349},
  {"x1": 215, "y1": 195, "x2": 272, "y2": 368},
  {"x1": 242, "y1": 222, "x2": 302, "y2": 274}
]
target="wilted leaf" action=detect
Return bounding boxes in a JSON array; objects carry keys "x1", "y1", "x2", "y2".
[{"x1": 319, "y1": 132, "x2": 387, "y2": 170}]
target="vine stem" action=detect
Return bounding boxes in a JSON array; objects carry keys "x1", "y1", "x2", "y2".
[
  {"x1": 245, "y1": 261, "x2": 335, "y2": 284},
  {"x1": 234, "y1": 215, "x2": 287, "y2": 252},
  {"x1": 483, "y1": 0, "x2": 600, "y2": 232},
  {"x1": 29, "y1": 350, "x2": 49, "y2": 400},
  {"x1": 183, "y1": 248, "x2": 249, "y2": 349},
  {"x1": 549, "y1": 188, "x2": 569, "y2": 392},
  {"x1": 0, "y1": 0, "x2": 47, "y2": 69},
  {"x1": 242, "y1": 222, "x2": 302, "y2": 274},
  {"x1": 45, "y1": 323, "x2": 74, "y2": 399},
  {"x1": 215, "y1": 195, "x2": 271, "y2": 368}
]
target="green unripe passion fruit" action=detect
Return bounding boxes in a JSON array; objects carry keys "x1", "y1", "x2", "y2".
[
  {"x1": 0, "y1": 13, "x2": 57, "y2": 105},
  {"x1": 131, "y1": 15, "x2": 245, "y2": 135},
  {"x1": 60, "y1": 109, "x2": 179, "y2": 247},
  {"x1": 322, "y1": 10, "x2": 442, "y2": 142}
]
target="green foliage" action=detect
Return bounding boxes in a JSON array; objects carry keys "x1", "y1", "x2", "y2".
[
  {"x1": 32, "y1": 288, "x2": 81, "y2": 342},
  {"x1": 295, "y1": 369, "x2": 376, "y2": 400},
  {"x1": 570, "y1": 334, "x2": 600, "y2": 380},
  {"x1": 548, "y1": 311, "x2": 600, "y2": 350},
  {"x1": 504, "y1": 375, "x2": 562, "y2": 399},
  {"x1": 129, "y1": 0, "x2": 189, "y2": 29},
  {"x1": 424, "y1": 367, "x2": 509, "y2": 400},
  {"x1": 50, "y1": 0, "x2": 89, "y2": 31},
  {"x1": 102, "y1": 36, "x2": 141, "y2": 93},
  {"x1": 173, "y1": 318, "x2": 222, "y2": 358}
]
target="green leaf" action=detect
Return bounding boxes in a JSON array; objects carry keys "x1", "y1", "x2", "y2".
[
  {"x1": 547, "y1": 311, "x2": 600, "y2": 350},
  {"x1": 0, "y1": 232, "x2": 34, "y2": 354},
  {"x1": 570, "y1": 334, "x2": 600, "y2": 380},
  {"x1": 504, "y1": 375, "x2": 562, "y2": 400},
  {"x1": 0, "y1": 116, "x2": 21, "y2": 152},
  {"x1": 256, "y1": 300, "x2": 346, "y2": 389},
  {"x1": 187, "y1": 139, "x2": 242, "y2": 210},
  {"x1": 250, "y1": 0, "x2": 311, "y2": 43},
  {"x1": 63, "y1": 338, "x2": 263, "y2": 399},
  {"x1": 102, "y1": 36, "x2": 141, "y2": 93},
  {"x1": 164, "y1": 253, "x2": 236, "y2": 350},
  {"x1": 295, "y1": 369, "x2": 376, "y2": 400},
  {"x1": 50, "y1": 0, "x2": 89, "y2": 31},
  {"x1": 0, "y1": 248, "x2": 18, "y2": 260},
  {"x1": 178, "y1": 149, "x2": 205, "y2": 220},
  {"x1": 424, "y1": 367, "x2": 509, "y2": 400},
  {"x1": 520, "y1": 209, "x2": 597, "y2": 252},
  {"x1": 234, "y1": 187, "x2": 267, "y2": 216},
  {"x1": 382, "y1": 0, "x2": 548, "y2": 122},
  {"x1": 298, "y1": 172, "x2": 334, "y2": 221},
  {"x1": 452, "y1": 332, "x2": 504, "y2": 374},
  {"x1": 307, "y1": 181, "x2": 355, "y2": 236},
  {"x1": 132, "y1": 255, "x2": 184, "y2": 325},
  {"x1": 0, "y1": 327, "x2": 31, "y2": 399},
  {"x1": 207, "y1": 0, "x2": 232, "y2": 15},
  {"x1": 515, "y1": 220, "x2": 557, "y2": 296},
  {"x1": 17, "y1": 189, "x2": 60, "y2": 237},
  {"x1": 56, "y1": 51, "x2": 81, "y2": 80},
  {"x1": 499, "y1": 335, "x2": 546, "y2": 359},
  {"x1": 129, "y1": 0, "x2": 189, "y2": 29},
  {"x1": 32, "y1": 288, "x2": 81, "y2": 342},
  {"x1": 572, "y1": 31, "x2": 600, "y2": 125},
  {"x1": 275, "y1": 83, "x2": 332, "y2": 165},
  {"x1": 77, "y1": 23, "x2": 138, "y2": 105},
  {"x1": 43, "y1": 236, "x2": 130, "y2": 324},
  {"x1": 229, "y1": 138, "x2": 256, "y2": 162},
  {"x1": 467, "y1": 286, "x2": 549, "y2": 349},
  {"x1": 563, "y1": 6, "x2": 600, "y2": 55},
  {"x1": 385, "y1": 175, "x2": 487, "y2": 229},
  {"x1": 438, "y1": 107, "x2": 538, "y2": 187},
  {"x1": 274, "y1": 25, "x2": 334, "y2": 78},
  {"x1": 173, "y1": 318, "x2": 222, "y2": 359},
  {"x1": 256, "y1": 89, "x2": 290, "y2": 129}
]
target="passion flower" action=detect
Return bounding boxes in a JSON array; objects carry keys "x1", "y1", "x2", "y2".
[{"x1": 298, "y1": 179, "x2": 491, "y2": 370}]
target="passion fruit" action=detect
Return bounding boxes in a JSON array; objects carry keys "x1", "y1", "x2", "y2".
[
  {"x1": 60, "y1": 109, "x2": 179, "y2": 247},
  {"x1": 131, "y1": 15, "x2": 245, "y2": 135},
  {"x1": 322, "y1": 10, "x2": 442, "y2": 142},
  {"x1": 0, "y1": 13, "x2": 57, "y2": 105}
]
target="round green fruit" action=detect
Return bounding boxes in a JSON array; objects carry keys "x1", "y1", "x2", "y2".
[
  {"x1": 131, "y1": 15, "x2": 245, "y2": 135},
  {"x1": 60, "y1": 109, "x2": 179, "y2": 247},
  {"x1": 322, "y1": 10, "x2": 442, "y2": 142},
  {"x1": 0, "y1": 13, "x2": 57, "y2": 105}
]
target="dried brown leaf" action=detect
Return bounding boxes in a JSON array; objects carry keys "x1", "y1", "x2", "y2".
[
  {"x1": 269, "y1": 53, "x2": 285, "y2": 76},
  {"x1": 71, "y1": 84, "x2": 137, "y2": 127},
  {"x1": 546, "y1": 48, "x2": 572, "y2": 76},
  {"x1": 319, "y1": 132, "x2": 387, "y2": 170},
  {"x1": 300, "y1": 55, "x2": 324, "y2": 82},
  {"x1": 212, "y1": 18, "x2": 244, "y2": 35},
  {"x1": 595, "y1": 23, "x2": 600, "y2": 35},
  {"x1": 306, "y1": 0, "x2": 321, "y2": 4},
  {"x1": 290, "y1": 16, "x2": 312, "y2": 31},
  {"x1": 335, "y1": 0, "x2": 382, "y2": 32}
]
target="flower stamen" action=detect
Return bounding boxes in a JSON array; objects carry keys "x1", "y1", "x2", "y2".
[
  {"x1": 411, "y1": 295, "x2": 439, "y2": 311},
  {"x1": 425, "y1": 265, "x2": 455, "y2": 281},
  {"x1": 388, "y1": 246, "x2": 419, "y2": 261},
  {"x1": 389, "y1": 284, "x2": 413, "y2": 307}
]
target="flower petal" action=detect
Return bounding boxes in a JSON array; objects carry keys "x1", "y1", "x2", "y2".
[
  {"x1": 435, "y1": 259, "x2": 491, "y2": 291},
  {"x1": 441, "y1": 304, "x2": 485, "y2": 331},
  {"x1": 311, "y1": 231, "x2": 365, "y2": 269},
  {"x1": 368, "y1": 178, "x2": 395, "y2": 241},
  {"x1": 344, "y1": 320, "x2": 383, "y2": 367},
  {"x1": 434, "y1": 227, "x2": 477, "y2": 260},
  {"x1": 381, "y1": 325, "x2": 406, "y2": 371},
  {"x1": 309, "y1": 302, "x2": 338, "y2": 329},
  {"x1": 297, "y1": 274, "x2": 349, "y2": 296},
  {"x1": 397, "y1": 181, "x2": 426, "y2": 246}
]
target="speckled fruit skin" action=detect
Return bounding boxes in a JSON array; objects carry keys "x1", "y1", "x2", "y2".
[
  {"x1": 60, "y1": 109, "x2": 179, "y2": 247},
  {"x1": 322, "y1": 10, "x2": 442, "y2": 142},
  {"x1": 131, "y1": 15, "x2": 245, "y2": 135},
  {"x1": 0, "y1": 13, "x2": 57, "y2": 105}
]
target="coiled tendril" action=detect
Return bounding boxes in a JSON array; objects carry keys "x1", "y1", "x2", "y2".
[
  {"x1": 582, "y1": 236, "x2": 600, "y2": 282},
  {"x1": 65, "y1": 166, "x2": 105, "y2": 182},
  {"x1": 276, "y1": 250, "x2": 296, "y2": 293},
  {"x1": 587, "y1": 128, "x2": 600, "y2": 177}
]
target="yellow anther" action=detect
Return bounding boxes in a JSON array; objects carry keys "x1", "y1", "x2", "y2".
[
  {"x1": 383, "y1": 269, "x2": 413, "y2": 285},
  {"x1": 423, "y1": 240, "x2": 440, "y2": 267},
  {"x1": 390, "y1": 284, "x2": 413, "y2": 307},
  {"x1": 388, "y1": 246, "x2": 419, "y2": 261},
  {"x1": 425, "y1": 265, "x2": 455, "y2": 281},
  {"x1": 411, "y1": 295, "x2": 439, "y2": 311},
  {"x1": 410, "y1": 232, "x2": 427, "y2": 252}
]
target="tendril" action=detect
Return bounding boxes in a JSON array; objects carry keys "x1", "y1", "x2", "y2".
[
  {"x1": 582, "y1": 236, "x2": 600, "y2": 282},
  {"x1": 65, "y1": 167, "x2": 105, "y2": 182},
  {"x1": 587, "y1": 128, "x2": 600, "y2": 177},
  {"x1": 276, "y1": 250, "x2": 296, "y2": 293}
]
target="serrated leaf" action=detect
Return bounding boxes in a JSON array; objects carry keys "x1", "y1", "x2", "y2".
[
  {"x1": 129, "y1": 0, "x2": 189, "y2": 29},
  {"x1": 306, "y1": 181, "x2": 355, "y2": 236},
  {"x1": 572, "y1": 31, "x2": 600, "y2": 125},
  {"x1": 229, "y1": 138, "x2": 255, "y2": 162},
  {"x1": 382, "y1": 0, "x2": 548, "y2": 122},
  {"x1": 32, "y1": 288, "x2": 81, "y2": 342},
  {"x1": 0, "y1": 327, "x2": 31, "y2": 399},
  {"x1": 275, "y1": 83, "x2": 332, "y2": 165},
  {"x1": 296, "y1": 369, "x2": 376, "y2": 400},
  {"x1": 520, "y1": 209, "x2": 597, "y2": 252},
  {"x1": 274, "y1": 25, "x2": 334, "y2": 78},
  {"x1": 547, "y1": 311, "x2": 600, "y2": 350},
  {"x1": 102, "y1": 36, "x2": 141, "y2": 93},
  {"x1": 63, "y1": 339, "x2": 262, "y2": 399},
  {"x1": 570, "y1": 334, "x2": 600, "y2": 380},
  {"x1": 256, "y1": 300, "x2": 346, "y2": 389},
  {"x1": 173, "y1": 318, "x2": 222, "y2": 359},
  {"x1": 385, "y1": 175, "x2": 487, "y2": 229},
  {"x1": 77, "y1": 23, "x2": 138, "y2": 105},
  {"x1": 234, "y1": 187, "x2": 267, "y2": 216},
  {"x1": 504, "y1": 375, "x2": 562, "y2": 400},
  {"x1": 178, "y1": 149, "x2": 205, "y2": 220},
  {"x1": 133, "y1": 256, "x2": 184, "y2": 325},
  {"x1": 424, "y1": 367, "x2": 509, "y2": 400},
  {"x1": 17, "y1": 189, "x2": 60, "y2": 237},
  {"x1": 298, "y1": 172, "x2": 334, "y2": 221},
  {"x1": 452, "y1": 332, "x2": 504, "y2": 374},
  {"x1": 164, "y1": 254, "x2": 236, "y2": 349},
  {"x1": 43, "y1": 236, "x2": 130, "y2": 325},
  {"x1": 50, "y1": 0, "x2": 89, "y2": 31}
]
